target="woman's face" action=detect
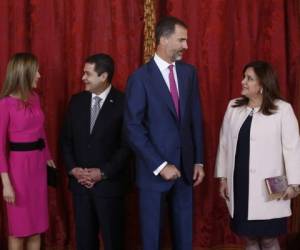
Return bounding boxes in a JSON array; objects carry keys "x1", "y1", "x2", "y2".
[
  {"x1": 32, "y1": 70, "x2": 41, "y2": 88},
  {"x1": 241, "y1": 67, "x2": 262, "y2": 99}
]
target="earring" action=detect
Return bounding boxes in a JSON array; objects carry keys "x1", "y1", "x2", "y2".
[{"x1": 260, "y1": 88, "x2": 263, "y2": 94}]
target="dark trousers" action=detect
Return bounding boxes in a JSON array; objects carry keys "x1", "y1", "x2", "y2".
[
  {"x1": 138, "y1": 177, "x2": 193, "y2": 250},
  {"x1": 73, "y1": 193, "x2": 124, "y2": 250}
]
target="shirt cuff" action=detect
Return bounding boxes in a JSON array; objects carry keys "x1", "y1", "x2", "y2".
[
  {"x1": 153, "y1": 161, "x2": 168, "y2": 176},
  {"x1": 194, "y1": 163, "x2": 204, "y2": 167}
]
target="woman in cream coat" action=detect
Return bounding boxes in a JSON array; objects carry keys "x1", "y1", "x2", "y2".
[{"x1": 215, "y1": 61, "x2": 300, "y2": 250}]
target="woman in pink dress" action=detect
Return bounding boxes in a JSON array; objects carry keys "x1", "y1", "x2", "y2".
[{"x1": 0, "y1": 53, "x2": 56, "y2": 250}]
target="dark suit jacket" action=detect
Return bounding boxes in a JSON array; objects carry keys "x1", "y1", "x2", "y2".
[
  {"x1": 61, "y1": 87, "x2": 130, "y2": 196},
  {"x1": 124, "y1": 59, "x2": 204, "y2": 191}
]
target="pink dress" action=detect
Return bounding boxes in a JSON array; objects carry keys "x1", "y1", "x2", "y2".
[{"x1": 0, "y1": 92, "x2": 50, "y2": 237}]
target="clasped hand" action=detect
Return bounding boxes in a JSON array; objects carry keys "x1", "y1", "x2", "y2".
[
  {"x1": 159, "y1": 164, "x2": 204, "y2": 187},
  {"x1": 72, "y1": 167, "x2": 102, "y2": 188},
  {"x1": 160, "y1": 164, "x2": 181, "y2": 181}
]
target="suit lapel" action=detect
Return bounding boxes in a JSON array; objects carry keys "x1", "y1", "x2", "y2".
[
  {"x1": 148, "y1": 59, "x2": 177, "y2": 119},
  {"x1": 176, "y1": 62, "x2": 188, "y2": 121},
  {"x1": 81, "y1": 91, "x2": 93, "y2": 137}
]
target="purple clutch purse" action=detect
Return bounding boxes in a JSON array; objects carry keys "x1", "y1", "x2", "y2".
[{"x1": 265, "y1": 176, "x2": 288, "y2": 200}]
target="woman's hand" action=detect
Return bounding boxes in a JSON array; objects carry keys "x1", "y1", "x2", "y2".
[
  {"x1": 3, "y1": 183, "x2": 15, "y2": 204},
  {"x1": 219, "y1": 178, "x2": 229, "y2": 201},
  {"x1": 281, "y1": 185, "x2": 300, "y2": 200},
  {"x1": 47, "y1": 159, "x2": 56, "y2": 168},
  {"x1": 1, "y1": 173, "x2": 15, "y2": 204}
]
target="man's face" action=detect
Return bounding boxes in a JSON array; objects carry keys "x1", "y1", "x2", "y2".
[
  {"x1": 163, "y1": 25, "x2": 188, "y2": 62},
  {"x1": 82, "y1": 63, "x2": 107, "y2": 94}
]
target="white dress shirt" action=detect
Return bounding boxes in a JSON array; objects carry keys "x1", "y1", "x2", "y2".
[
  {"x1": 153, "y1": 54, "x2": 180, "y2": 96},
  {"x1": 91, "y1": 84, "x2": 112, "y2": 109}
]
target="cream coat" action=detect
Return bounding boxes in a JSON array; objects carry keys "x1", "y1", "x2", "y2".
[{"x1": 215, "y1": 99, "x2": 300, "y2": 220}]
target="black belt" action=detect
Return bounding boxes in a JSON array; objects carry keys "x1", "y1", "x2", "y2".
[{"x1": 10, "y1": 138, "x2": 45, "y2": 151}]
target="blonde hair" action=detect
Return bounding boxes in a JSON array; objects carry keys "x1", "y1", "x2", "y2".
[{"x1": 0, "y1": 52, "x2": 38, "y2": 101}]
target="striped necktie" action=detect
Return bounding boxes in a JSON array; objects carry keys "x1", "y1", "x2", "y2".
[{"x1": 90, "y1": 96, "x2": 102, "y2": 133}]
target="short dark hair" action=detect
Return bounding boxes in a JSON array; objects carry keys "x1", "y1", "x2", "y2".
[
  {"x1": 233, "y1": 60, "x2": 282, "y2": 115},
  {"x1": 85, "y1": 53, "x2": 114, "y2": 83},
  {"x1": 155, "y1": 16, "x2": 187, "y2": 45}
]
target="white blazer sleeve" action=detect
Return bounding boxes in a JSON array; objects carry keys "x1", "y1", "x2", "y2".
[
  {"x1": 281, "y1": 103, "x2": 300, "y2": 184},
  {"x1": 215, "y1": 101, "x2": 233, "y2": 178}
]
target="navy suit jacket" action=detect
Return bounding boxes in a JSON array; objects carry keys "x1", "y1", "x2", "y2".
[{"x1": 124, "y1": 58, "x2": 204, "y2": 191}]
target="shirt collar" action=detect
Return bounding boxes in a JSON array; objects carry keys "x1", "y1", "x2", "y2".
[
  {"x1": 92, "y1": 84, "x2": 112, "y2": 101},
  {"x1": 154, "y1": 53, "x2": 176, "y2": 72}
]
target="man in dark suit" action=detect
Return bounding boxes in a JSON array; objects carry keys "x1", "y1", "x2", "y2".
[
  {"x1": 124, "y1": 16, "x2": 205, "y2": 250},
  {"x1": 61, "y1": 54, "x2": 130, "y2": 250}
]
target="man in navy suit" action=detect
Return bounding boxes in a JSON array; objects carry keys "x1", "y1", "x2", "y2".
[
  {"x1": 61, "y1": 54, "x2": 130, "y2": 250},
  {"x1": 124, "y1": 16, "x2": 205, "y2": 250}
]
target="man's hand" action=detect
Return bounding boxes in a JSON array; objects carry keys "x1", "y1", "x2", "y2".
[
  {"x1": 71, "y1": 167, "x2": 93, "y2": 188},
  {"x1": 219, "y1": 178, "x2": 229, "y2": 201},
  {"x1": 84, "y1": 168, "x2": 102, "y2": 188},
  {"x1": 71, "y1": 167, "x2": 85, "y2": 180},
  {"x1": 160, "y1": 164, "x2": 181, "y2": 181},
  {"x1": 193, "y1": 164, "x2": 205, "y2": 186},
  {"x1": 71, "y1": 167, "x2": 102, "y2": 188}
]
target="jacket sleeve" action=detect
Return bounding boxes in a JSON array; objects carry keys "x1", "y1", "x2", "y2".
[
  {"x1": 101, "y1": 127, "x2": 132, "y2": 178},
  {"x1": 281, "y1": 103, "x2": 300, "y2": 184},
  {"x1": 60, "y1": 96, "x2": 76, "y2": 173},
  {"x1": 124, "y1": 73, "x2": 165, "y2": 172}
]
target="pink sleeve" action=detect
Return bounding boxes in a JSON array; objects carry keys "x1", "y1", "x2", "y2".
[
  {"x1": 42, "y1": 128, "x2": 52, "y2": 161},
  {"x1": 35, "y1": 93, "x2": 52, "y2": 161},
  {"x1": 32, "y1": 92, "x2": 52, "y2": 161},
  {"x1": 0, "y1": 99, "x2": 9, "y2": 172}
]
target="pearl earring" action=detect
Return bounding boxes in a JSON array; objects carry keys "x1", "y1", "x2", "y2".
[{"x1": 260, "y1": 88, "x2": 263, "y2": 94}]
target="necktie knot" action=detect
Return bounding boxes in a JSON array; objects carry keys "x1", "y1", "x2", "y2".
[
  {"x1": 168, "y1": 64, "x2": 174, "y2": 71},
  {"x1": 93, "y1": 96, "x2": 101, "y2": 105}
]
